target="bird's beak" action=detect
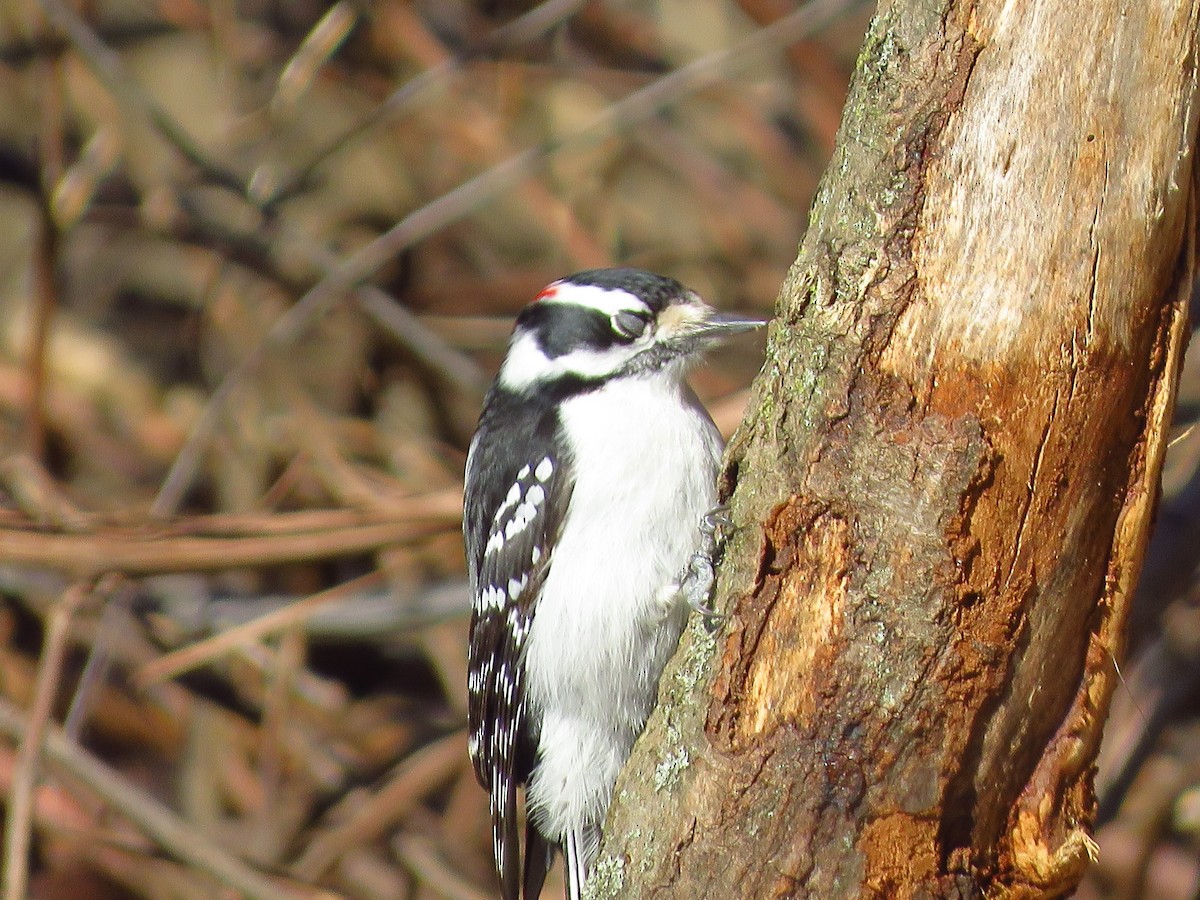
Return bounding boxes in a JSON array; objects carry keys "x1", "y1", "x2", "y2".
[
  {"x1": 691, "y1": 310, "x2": 768, "y2": 337},
  {"x1": 659, "y1": 298, "x2": 767, "y2": 343}
]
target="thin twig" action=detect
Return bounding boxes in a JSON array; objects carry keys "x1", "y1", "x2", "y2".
[
  {"x1": 0, "y1": 495, "x2": 461, "y2": 536},
  {"x1": 295, "y1": 730, "x2": 467, "y2": 879},
  {"x1": 0, "y1": 698, "x2": 305, "y2": 900},
  {"x1": 149, "y1": 242, "x2": 486, "y2": 517},
  {"x1": 132, "y1": 570, "x2": 386, "y2": 689},
  {"x1": 63, "y1": 578, "x2": 135, "y2": 738},
  {"x1": 0, "y1": 515, "x2": 451, "y2": 576},
  {"x1": 24, "y1": 185, "x2": 57, "y2": 462},
  {"x1": 30, "y1": 0, "x2": 488, "y2": 521},
  {"x1": 2, "y1": 580, "x2": 89, "y2": 900},
  {"x1": 269, "y1": 1, "x2": 359, "y2": 120},
  {"x1": 141, "y1": 579, "x2": 471, "y2": 642},
  {"x1": 169, "y1": 191, "x2": 492, "y2": 394},
  {"x1": 254, "y1": 625, "x2": 305, "y2": 858},
  {"x1": 259, "y1": 0, "x2": 588, "y2": 206},
  {"x1": 289, "y1": 0, "x2": 865, "y2": 308},
  {"x1": 155, "y1": 0, "x2": 866, "y2": 514},
  {"x1": 354, "y1": 284, "x2": 493, "y2": 393},
  {"x1": 392, "y1": 831, "x2": 492, "y2": 900},
  {"x1": 33, "y1": 0, "x2": 249, "y2": 195}
]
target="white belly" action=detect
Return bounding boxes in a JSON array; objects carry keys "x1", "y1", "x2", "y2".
[{"x1": 524, "y1": 374, "x2": 723, "y2": 838}]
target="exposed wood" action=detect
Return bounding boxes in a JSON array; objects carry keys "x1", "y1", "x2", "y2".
[
  {"x1": 0, "y1": 3, "x2": 866, "y2": 898},
  {"x1": 596, "y1": 1, "x2": 1199, "y2": 897}
]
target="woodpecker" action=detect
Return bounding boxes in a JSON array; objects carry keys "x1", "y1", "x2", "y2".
[{"x1": 464, "y1": 268, "x2": 763, "y2": 899}]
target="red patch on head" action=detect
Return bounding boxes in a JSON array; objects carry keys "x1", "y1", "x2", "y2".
[{"x1": 534, "y1": 284, "x2": 559, "y2": 302}]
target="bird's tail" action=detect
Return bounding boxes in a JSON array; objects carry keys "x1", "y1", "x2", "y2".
[
  {"x1": 563, "y1": 825, "x2": 600, "y2": 900},
  {"x1": 523, "y1": 820, "x2": 555, "y2": 899},
  {"x1": 490, "y1": 766, "x2": 521, "y2": 900}
]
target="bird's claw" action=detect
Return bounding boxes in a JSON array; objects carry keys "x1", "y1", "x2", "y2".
[
  {"x1": 700, "y1": 507, "x2": 733, "y2": 535},
  {"x1": 680, "y1": 504, "x2": 731, "y2": 629}
]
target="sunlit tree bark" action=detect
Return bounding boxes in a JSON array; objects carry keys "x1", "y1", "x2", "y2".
[{"x1": 594, "y1": 1, "x2": 1199, "y2": 897}]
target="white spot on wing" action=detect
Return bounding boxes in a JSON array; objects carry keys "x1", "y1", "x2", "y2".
[
  {"x1": 479, "y1": 585, "x2": 507, "y2": 611},
  {"x1": 494, "y1": 481, "x2": 522, "y2": 522},
  {"x1": 535, "y1": 457, "x2": 554, "y2": 482},
  {"x1": 504, "y1": 513, "x2": 522, "y2": 540},
  {"x1": 485, "y1": 529, "x2": 505, "y2": 556},
  {"x1": 504, "y1": 493, "x2": 541, "y2": 540}
]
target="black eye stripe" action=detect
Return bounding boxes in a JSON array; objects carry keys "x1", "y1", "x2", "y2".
[{"x1": 517, "y1": 304, "x2": 619, "y2": 358}]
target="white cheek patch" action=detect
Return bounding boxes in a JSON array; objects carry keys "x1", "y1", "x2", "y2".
[
  {"x1": 499, "y1": 339, "x2": 644, "y2": 390},
  {"x1": 498, "y1": 332, "x2": 552, "y2": 390},
  {"x1": 499, "y1": 333, "x2": 643, "y2": 389}
]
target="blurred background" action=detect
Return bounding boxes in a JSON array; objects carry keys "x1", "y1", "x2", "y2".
[{"x1": 0, "y1": 1, "x2": 1194, "y2": 898}]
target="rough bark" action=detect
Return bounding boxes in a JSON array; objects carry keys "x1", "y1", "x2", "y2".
[{"x1": 591, "y1": 1, "x2": 1199, "y2": 898}]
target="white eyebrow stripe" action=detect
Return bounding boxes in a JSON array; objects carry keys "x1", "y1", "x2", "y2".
[{"x1": 537, "y1": 283, "x2": 646, "y2": 317}]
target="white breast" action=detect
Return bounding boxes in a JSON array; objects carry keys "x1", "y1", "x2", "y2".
[{"x1": 523, "y1": 372, "x2": 722, "y2": 838}]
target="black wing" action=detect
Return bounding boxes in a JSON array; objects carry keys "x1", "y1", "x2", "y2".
[{"x1": 464, "y1": 387, "x2": 571, "y2": 900}]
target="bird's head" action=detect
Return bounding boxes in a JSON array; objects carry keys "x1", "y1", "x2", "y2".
[{"x1": 497, "y1": 268, "x2": 764, "y2": 392}]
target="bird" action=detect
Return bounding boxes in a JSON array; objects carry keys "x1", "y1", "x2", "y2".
[{"x1": 463, "y1": 267, "x2": 763, "y2": 899}]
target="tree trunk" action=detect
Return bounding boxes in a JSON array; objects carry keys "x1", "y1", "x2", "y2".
[{"x1": 592, "y1": 1, "x2": 1198, "y2": 898}]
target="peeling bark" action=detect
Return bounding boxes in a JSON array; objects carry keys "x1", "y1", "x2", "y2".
[{"x1": 594, "y1": 1, "x2": 1199, "y2": 898}]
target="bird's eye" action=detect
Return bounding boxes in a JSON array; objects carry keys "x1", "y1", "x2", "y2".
[{"x1": 611, "y1": 311, "x2": 649, "y2": 340}]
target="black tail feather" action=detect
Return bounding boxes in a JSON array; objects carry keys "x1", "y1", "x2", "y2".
[
  {"x1": 492, "y1": 764, "x2": 522, "y2": 900},
  {"x1": 523, "y1": 821, "x2": 556, "y2": 899}
]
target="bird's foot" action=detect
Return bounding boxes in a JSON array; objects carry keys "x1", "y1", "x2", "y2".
[{"x1": 679, "y1": 505, "x2": 733, "y2": 628}]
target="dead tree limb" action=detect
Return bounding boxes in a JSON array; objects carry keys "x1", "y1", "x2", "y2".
[{"x1": 596, "y1": 1, "x2": 1199, "y2": 897}]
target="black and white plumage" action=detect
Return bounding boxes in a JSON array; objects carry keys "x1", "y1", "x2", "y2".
[{"x1": 464, "y1": 268, "x2": 763, "y2": 900}]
